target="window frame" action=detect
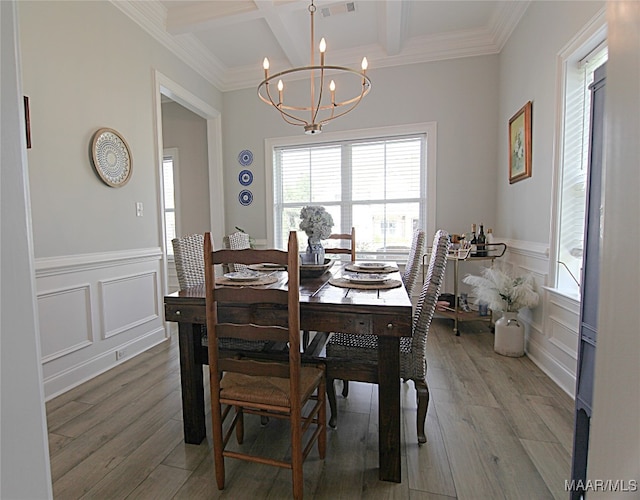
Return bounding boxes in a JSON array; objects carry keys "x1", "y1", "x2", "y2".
[
  {"x1": 162, "y1": 147, "x2": 180, "y2": 257},
  {"x1": 549, "y1": 10, "x2": 606, "y2": 300},
  {"x1": 264, "y1": 123, "x2": 437, "y2": 253}
]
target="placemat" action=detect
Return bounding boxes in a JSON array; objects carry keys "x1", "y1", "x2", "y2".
[
  {"x1": 344, "y1": 264, "x2": 399, "y2": 274},
  {"x1": 248, "y1": 264, "x2": 286, "y2": 272},
  {"x1": 215, "y1": 275, "x2": 279, "y2": 287},
  {"x1": 329, "y1": 278, "x2": 402, "y2": 290}
]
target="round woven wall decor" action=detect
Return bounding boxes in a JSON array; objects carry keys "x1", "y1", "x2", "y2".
[{"x1": 90, "y1": 128, "x2": 132, "y2": 187}]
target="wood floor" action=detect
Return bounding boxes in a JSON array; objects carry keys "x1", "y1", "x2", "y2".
[{"x1": 46, "y1": 318, "x2": 575, "y2": 499}]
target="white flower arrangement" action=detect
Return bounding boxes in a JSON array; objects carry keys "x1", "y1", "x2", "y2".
[
  {"x1": 299, "y1": 206, "x2": 334, "y2": 242},
  {"x1": 463, "y1": 266, "x2": 539, "y2": 312}
]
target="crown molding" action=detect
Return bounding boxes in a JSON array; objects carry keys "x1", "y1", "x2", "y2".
[
  {"x1": 112, "y1": 0, "x2": 529, "y2": 93},
  {"x1": 111, "y1": 0, "x2": 227, "y2": 90}
]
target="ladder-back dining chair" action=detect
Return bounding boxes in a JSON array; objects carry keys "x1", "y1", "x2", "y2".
[
  {"x1": 324, "y1": 229, "x2": 449, "y2": 442},
  {"x1": 302, "y1": 227, "x2": 357, "y2": 350},
  {"x1": 204, "y1": 231, "x2": 326, "y2": 499},
  {"x1": 324, "y1": 227, "x2": 356, "y2": 261}
]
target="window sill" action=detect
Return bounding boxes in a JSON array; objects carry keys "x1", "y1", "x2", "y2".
[{"x1": 543, "y1": 285, "x2": 580, "y2": 304}]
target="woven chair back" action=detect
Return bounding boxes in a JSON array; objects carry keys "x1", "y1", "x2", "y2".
[{"x1": 172, "y1": 234, "x2": 205, "y2": 290}]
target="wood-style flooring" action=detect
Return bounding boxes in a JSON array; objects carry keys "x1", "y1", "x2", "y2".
[{"x1": 46, "y1": 318, "x2": 574, "y2": 499}]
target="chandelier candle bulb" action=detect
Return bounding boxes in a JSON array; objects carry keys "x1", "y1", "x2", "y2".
[
  {"x1": 319, "y1": 38, "x2": 326, "y2": 66},
  {"x1": 278, "y1": 80, "x2": 283, "y2": 104}
]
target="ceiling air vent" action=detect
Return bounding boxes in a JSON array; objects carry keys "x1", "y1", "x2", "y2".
[{"x1": 321, "y1": 2, "x2": 356, "y2": 18}]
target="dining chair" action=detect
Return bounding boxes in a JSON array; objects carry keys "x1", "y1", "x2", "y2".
[
  {"x1": 204, "y1": 231, "x2": 326, "y2": 499},
  {"x1": 172, "y1": 233, "x2": 269, "y2": 354},
  {"x1": 324, "y1": 227, "x2": 356, "y2": 261},
  {"x1": 222, "y1": 230, "x2": 251, "y2": 272},
  {"x1": 302, "y1": 227, "x2": 356, "y2": 351},
  {"x1": 336, "y1": 228, "x2": 425, "y2": 400},
  {"x1": 324, "y1": 229, "x2": 449, "y2": 443},
  {"x1": 172, "y1": 234, "x2": 205, "y2": 290},
  {"x1": 403, "y1": 229, "x2": 426, "y2": 296}
]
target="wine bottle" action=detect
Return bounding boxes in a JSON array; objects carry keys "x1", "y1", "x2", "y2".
[
  {"x1": 477, "y1": 224, "x2": 487, "y2": 257},
  {"x1": 470, "y1": 224, "x2": 477, "y2": 256},
  {"x1": 486, "y1": 228, "x2": 494, "y2": 256}
]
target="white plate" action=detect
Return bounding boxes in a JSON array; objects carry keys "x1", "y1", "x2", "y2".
[
  {"x1": 345, "y1": 273, "x2": 390, "y2": 284},
  {"x1": 223, "y1": 270, "x2": 263, "y2": 282},
  {"x1": 355, "y1": 262, "x2": 389, "y2": 270}
]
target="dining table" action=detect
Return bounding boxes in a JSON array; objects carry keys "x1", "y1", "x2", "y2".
[{"x1": 163, "y1": 261, "x2": 413, "y2": 483}]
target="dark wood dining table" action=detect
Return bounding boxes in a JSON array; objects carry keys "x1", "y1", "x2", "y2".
[{"x1": 163, "y1": 262, "x2": 413, "y2": 483}]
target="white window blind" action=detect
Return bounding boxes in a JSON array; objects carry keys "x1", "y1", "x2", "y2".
[
  {"x1": 273, "y1": 134, "x2": 426, "y2": 258},
  {"x1": 556, "y1": 44, "x2": 607, "y2": 293}
]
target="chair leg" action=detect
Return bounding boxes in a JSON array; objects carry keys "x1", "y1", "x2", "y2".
[
  {"x1": 235, "y1": 407, "x2": 244, "y2": 444},
  {"x1": 211, "y1": 407, "x2": 226, "y2": 490},
  {"x1": 326, "y1": 377, "x2": 338, "y2": 428},
  {"x1": 302, "y1": 330, "x2": 310, "y2": 350},
  {"x1": 341, "y1": 380, "x2": 349, "y2": 398},
  {"x1": 291, "y1": 407, "x2": 304, "y2": 500},
  {"x1": 318, "y1": 378, "x2": 327, "y2": 458},
  {"x1": 414, "y1": 378, "x2": 430, "y2": 444}
]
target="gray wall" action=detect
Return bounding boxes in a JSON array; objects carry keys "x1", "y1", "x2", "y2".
[
  {"x1": 19, "y1": 0, "x2": 221, "y2": 258},
  {"x1": 497, "y1": 1, "x2": 605, "y2": 243},
  {"x1": 222, "y1": 55, "x2": 500, "y2": 242}
]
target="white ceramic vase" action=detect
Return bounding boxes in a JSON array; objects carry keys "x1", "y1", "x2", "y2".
[
  {"x1": 302, "y1": 238, "x2": 325, "y2": 265},
  {"x1": 494, "y1": 311, "x2": 525, "y2": 357}
]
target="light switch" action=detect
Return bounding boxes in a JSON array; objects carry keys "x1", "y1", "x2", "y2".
[{"x1": 136, "y1": 202, "x2": 143, "y2": 217}]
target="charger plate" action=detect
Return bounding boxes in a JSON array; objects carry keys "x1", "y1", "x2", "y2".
[{"x1": 329, "y1": 278, "x2": 402, "y2": 290}]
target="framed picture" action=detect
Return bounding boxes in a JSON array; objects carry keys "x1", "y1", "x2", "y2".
[
  {"x1": 508, "y1": 101, "x2": 532, "y2": 183},
  {"x1": 24, "y1": 96, "x2": 32, "y2": 149}
]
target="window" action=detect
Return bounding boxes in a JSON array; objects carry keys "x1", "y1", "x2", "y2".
[
  {"x1": 554, "y1": 28, "x2": 607, "y2": 296},
  {"x1": 268, "y1": 124, "x2": 436, "y2": 259},
  {"x1": 163, "y1": 149, "x2": 179, "y2": 255}
]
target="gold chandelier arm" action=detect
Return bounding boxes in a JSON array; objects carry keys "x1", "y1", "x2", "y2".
[
  {"x1": 318, "y1": 80, "x2": 371, "y2": 125},
  {"x1": 258, "y1": 81, "x2": 310, "y2": 127},
  {"x1": 312, "y1": 66, "x2": 326, "y2": 125}
]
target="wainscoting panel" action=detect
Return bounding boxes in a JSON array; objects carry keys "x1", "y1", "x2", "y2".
[
  {"x1": 501, "y1": 238, "x2": 578, "y2": 397},
  {"x1": 99, "y1": 272, "x2": 159, "y2": 339},
  {"x1": 38, "y1": 285, "x2": 93, "y2": 363},
  {"x1": 36, "y1": 248, "x2": 168, "y2": 400}
]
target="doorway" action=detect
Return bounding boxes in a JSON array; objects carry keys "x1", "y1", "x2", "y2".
[{"x1": 153, "y1": 71, "x2": 225, "y2": 296}]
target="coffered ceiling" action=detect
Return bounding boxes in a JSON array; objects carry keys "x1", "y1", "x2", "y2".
[{"x1": 113, "y1": 0, "x2": 529, "y2": 92}]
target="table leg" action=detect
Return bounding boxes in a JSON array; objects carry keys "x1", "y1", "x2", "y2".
[
  {"x1": 178, "y1": 322, "x2": 206, "y2": 444},
  {"x1": 377, "y1": 335, "x2": 401, "y2": 482}
]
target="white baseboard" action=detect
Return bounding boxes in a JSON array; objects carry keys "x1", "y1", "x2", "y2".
[{"x1": 44, "y1": 327, "x2": 168, "y2": 401}]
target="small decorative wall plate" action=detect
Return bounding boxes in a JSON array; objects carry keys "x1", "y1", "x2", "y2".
[
  {"x1": 238, "y1": 189, "x2": 253, "y2": 206},
  {"x1": 238, "y1": 169, "x2": 253, "y2": 186},
  {"x1": 90, "y1": 128, "x2": 132, "y2": 187},
  {"x1": 238, "y1": 149, "x2": 253, "y2": 166}
]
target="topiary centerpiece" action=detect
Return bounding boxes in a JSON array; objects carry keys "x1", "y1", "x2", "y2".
[{"x1": 299, "y1": 206, "x2": 334, "y2": 265}]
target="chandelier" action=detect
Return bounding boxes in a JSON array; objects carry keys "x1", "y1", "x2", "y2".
[{"x1": 257, "y1": 0, "x2": 371, "y2": 135}]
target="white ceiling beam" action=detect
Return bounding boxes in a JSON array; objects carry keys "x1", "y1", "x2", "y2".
[
  {"x1": 379, "y1": 0, "x2": 409, "y2": 57},
  {"x1": 166, "y1": 1, "x2": 260, "y2": 34},
  {"x1": 254, "y1": 0, "x2": 307, "y2": 67}
]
